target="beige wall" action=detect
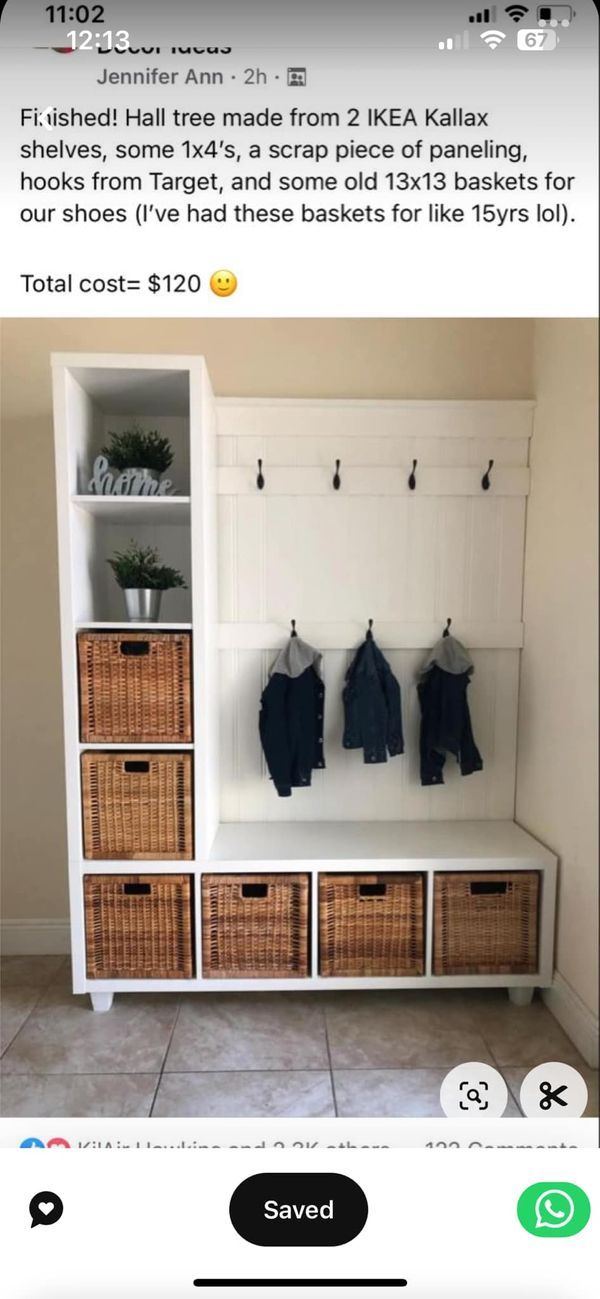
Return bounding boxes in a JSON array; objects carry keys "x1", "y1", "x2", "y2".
[
  {"x1": 516, "y1": 319, "x2": 599, "y2": 1020},
  {"x1": 1, "y1": 318, "x2": 534, "y2": 923}
]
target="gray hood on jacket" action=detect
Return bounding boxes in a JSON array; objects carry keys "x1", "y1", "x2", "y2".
[
  {"x1": 419, "y1": 633, "x2": 474, "y2": 679},
  {"x1": 270, "y1": 635, "x2": 323, "y2": 680}
]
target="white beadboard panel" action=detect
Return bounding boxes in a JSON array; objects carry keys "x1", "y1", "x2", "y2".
[
  {"x1": 487, "y1": 650, "x2": 521, "y2": 818},
  {"x1": 404, "y1": 496, "x2": 437, "y2": 622},
  {"x1": 218, "y1": 495, "x2": 527, "y2": 627},
  {"x1": 376, "y1": 498, "x2": 407, "y2": 624},
  {"x1": 468, "y1": 497, "x2": 502, "y2": 623},
  {"x1": 235, "y1": 495, "x2": 267, "y2": 623},
  {"x1": 264, "y1": 496, "x2": 375, "y2": 623},
  {"x1": 216, "y1": 400, "x2": 529, "y2": 829},
  {"x1": 219, "y1": 649, "x2": 269, "y2": 822},
  {"x1": 466, "y1": 498, "x2": 526, "y2": 622},
  {"x1": 437, "y1": 497, "x2": 468, "y2": 621},
  {"x1": 217, "y1": 495, "x2": 267, "y2": 623},
  {"x1": 216, "y1": 399, "x2": 534, "y2": 441},
  {"x1": 217, "y1": 466, "x2": 530, "y2": 497},
  {"x1": 219, "y1": 647, "x2": 239, "y2": 822},
  {"x1": 219, "y1": 648, "x2": 518, "y2": 824},
  {"x1": 217, "y1": 622, "x2": 524, "y2": 650},
  {"x1": 218, "y1": 436, "x2": 530, "y2": 469},
  {"x1": 496, "y1": 496, "x2": 527, "y2": 622},
  {"x1": 217, "y1": 496, "x2": 236, "y2": 622},
  {"x1": 218, "y1": 435, "x2": 236, "y2": 467}
]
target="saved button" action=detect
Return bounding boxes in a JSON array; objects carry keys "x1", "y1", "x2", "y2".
[{"x1": 229, "y1": 1173, "x2": 369, "y2": 1246}]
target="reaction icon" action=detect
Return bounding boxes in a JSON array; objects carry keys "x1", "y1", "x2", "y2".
[{"x1": 29, "y1": 1192, "x2": 64, "y2": 1229}]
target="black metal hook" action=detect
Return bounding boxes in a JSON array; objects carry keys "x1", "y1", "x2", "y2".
[
  {"x1": 290, "y1": 619, "x2": 298, "y2": 638},
  {"x1": 443, "y1": 617, "x2": 452, "y2": 638},
  {"x1": 366, "y1": 618, "x2": 374, "y2": 640},
  {"x1": 481, "y1": 459, "x2": 494, "y2": 491},
  {"x1": 408, "y1": 459, "x2": 417, "y2": 491},
  {"x1": 333, "y1": 459, "x2": 341, "y2": 490},
  {"x1": 256, "y1": 459, "x2": 265, "y2": 490}
]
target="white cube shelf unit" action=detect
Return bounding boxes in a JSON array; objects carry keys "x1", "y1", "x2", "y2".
[{"x1": 53, "y1": 360, "x2": 556, "y2": 1011}]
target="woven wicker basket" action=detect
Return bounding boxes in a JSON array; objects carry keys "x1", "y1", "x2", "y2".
[
  {"x1": 319, "y1": 873, "x2": 425, "y2": 976},
  {"x1": 84, "y1": 874, "x2": 194, "y2": 978},
  {"x1": 202, "y1": 874, "x2": 310, "y2": 978},
  {"x1": 78, "y1": 631, "x2": 192, "y2": 744},
  {"x1": 433, "y1": 871, "x2": 540, "y2": 975},
  {"x1": 81, "y1": 752, "x2": 193, "y2": 860}
]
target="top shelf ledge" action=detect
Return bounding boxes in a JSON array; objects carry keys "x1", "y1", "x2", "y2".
[{"x1": 71, "y1": 495, "x2": 191, "y2": 525}]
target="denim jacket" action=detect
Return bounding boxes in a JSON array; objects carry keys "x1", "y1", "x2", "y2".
[
  {"x1": 259, "y1": 636, "x2": 325, "y2": 797},
  {"x1": 342, "y1": 636, "x2": 404, "y2": 764},
  {"x1": 417, "y1": 634, "x2": 483, "y2": 786}
]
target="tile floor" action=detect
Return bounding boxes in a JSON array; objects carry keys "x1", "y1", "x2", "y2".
[{"x1": 1, "y1": 957, "x2": 597, "y2": 1119}]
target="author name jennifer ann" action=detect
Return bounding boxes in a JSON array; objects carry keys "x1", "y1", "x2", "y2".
[{"x1": 98, "y1": 68, "x2": 223, "y2": 84}]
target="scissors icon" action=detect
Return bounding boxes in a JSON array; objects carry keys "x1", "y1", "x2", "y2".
[{"x1": 539, "y1": 1080, "x2": 568, "y2": 1110}]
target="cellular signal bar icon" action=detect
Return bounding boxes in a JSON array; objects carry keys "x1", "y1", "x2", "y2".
[
  {"x1": 469, "y1": 5, "x2": 498, "y2": 20},
  {"x1": 438, "y1": 31, "x2": 470, "y2": 49}
]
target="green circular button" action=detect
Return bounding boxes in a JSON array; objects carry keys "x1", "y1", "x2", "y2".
[{"x1": 517, "y1": 1183, "x2": 591, "y2": 1238}]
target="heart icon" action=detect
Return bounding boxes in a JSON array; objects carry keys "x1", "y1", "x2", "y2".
[{"x1": 38, "y1": 1202, "x2": 54, "y2": 1216}]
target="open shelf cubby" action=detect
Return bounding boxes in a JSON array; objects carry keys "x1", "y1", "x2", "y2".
[{"x1": 56, "y1": 360, "x2": 195, "y2": 625}]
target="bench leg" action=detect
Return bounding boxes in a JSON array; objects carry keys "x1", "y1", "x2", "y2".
[
  {"x1": 90, "y1": 992, "x2": 114, "y2": 1013},
  {"x1": 507, "y1": 987, "x2": 534, "y2": 1007}
]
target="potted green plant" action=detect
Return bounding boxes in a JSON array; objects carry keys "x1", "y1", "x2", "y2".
[
  {"x1": 108, "y1": 540, "x2": 187, "y2": 621},
  {"x1": 100, "y1": 426, "x2": 174, "y2": 484}
]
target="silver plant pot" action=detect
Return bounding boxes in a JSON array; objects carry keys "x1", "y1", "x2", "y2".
[{"x1": 123, "y1": 588, "x2": 162, "y2": 622}]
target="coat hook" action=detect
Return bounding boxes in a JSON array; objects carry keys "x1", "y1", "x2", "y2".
[
  {"x1": 408, "y1": 459, "x2": 417, "y2": 491},
  {"x1": 333, "y1": 459, "x2": 341, "y2": 490},
  {"x1": 256, "y1": 458, "x2": 265, "y2": 490},
  {"x1": 366, "y1": 618, "x2": 374, "y2": 640},
  {"x1": 443, "y1": 617, "x2": 452, "y2": 638},
  {"x1": 481, "y1": 459, "x2": 494, "y2": 491},
  {"x1": 290, "y1": 619, "x2": 298, "y2": 638}
]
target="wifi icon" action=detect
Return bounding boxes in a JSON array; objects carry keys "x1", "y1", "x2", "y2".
[
  {"x1": 505, "y1": 4, "x2": 529, "y2": 20},
  {"x1": 481, "y1": 28, "x2": 507, "y2": 47}
]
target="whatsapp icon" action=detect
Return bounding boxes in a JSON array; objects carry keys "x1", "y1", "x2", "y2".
[{"x1": 517, "y1": 1183, "x2": 591, "y2": 1238}]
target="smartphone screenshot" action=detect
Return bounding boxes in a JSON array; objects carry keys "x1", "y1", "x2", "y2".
[{"x1": 0, "y1": 1, "x2": 598, "y2": 1295}]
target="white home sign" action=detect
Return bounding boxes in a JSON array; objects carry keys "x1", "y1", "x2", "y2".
[{"x1": 88, "y1": 456, "x2": 175, "y2": 497}]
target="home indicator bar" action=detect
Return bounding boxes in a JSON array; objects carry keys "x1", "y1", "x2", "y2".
[{"x1": 192, "y1": 1283, "x2": 409, "y2": 1290}]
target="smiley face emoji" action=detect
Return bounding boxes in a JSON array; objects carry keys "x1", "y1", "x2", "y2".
[{"x1": 210, "y1": 269, "x2": 238, "y2": 298}]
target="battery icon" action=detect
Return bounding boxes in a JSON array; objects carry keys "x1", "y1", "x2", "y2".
[
  {"x1": 518, "y1": 27, "x2": 559, "y2": 47},
  {"x1": 537, "y1": 5, "x2": 576, "y2": 24}
]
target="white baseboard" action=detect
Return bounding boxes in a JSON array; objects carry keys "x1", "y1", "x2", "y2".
[
  {"x1": 543, "y1": 973, "x2": 599, "y2": 1069},
  {"x1": 1, "y1": 919, "x2": 70, "y2": 956}
]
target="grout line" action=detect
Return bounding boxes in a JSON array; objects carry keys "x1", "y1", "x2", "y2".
[
  {"x1": 48, "y1": 957, "x2": 70, "y2": 985},
  {"x1": 488, "y1": 1049, "x2": 524, "y2": 1115},
  {"x1": 478, "y1": 1021, "x2": 525, "y2": 1116},
  {"x1": 0, "y1": 1064, "x2": 555, "y2": 1081},
  {"x1": 323, "y1": 1009, "x2": 339, "y2": 1118},
  {"x1": 1, "y1": 1068, "x2": 335, "y2": 1081},
  {"x1": 503, "y1": 1074, "x2": 524, "y2": 1116},
  {"x1": 2, "y1": 1071, "x2": 162, "y2": 1078},
  {"x1": 0, "y1": 987, "x2": 47, "y2": 1059},
  {"x1": 159, "y1": 1066, "x2": 335, "y2": 1076},
  {"x1": 148, "y1": 999, "x2": 183, "y2": 1117}
]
